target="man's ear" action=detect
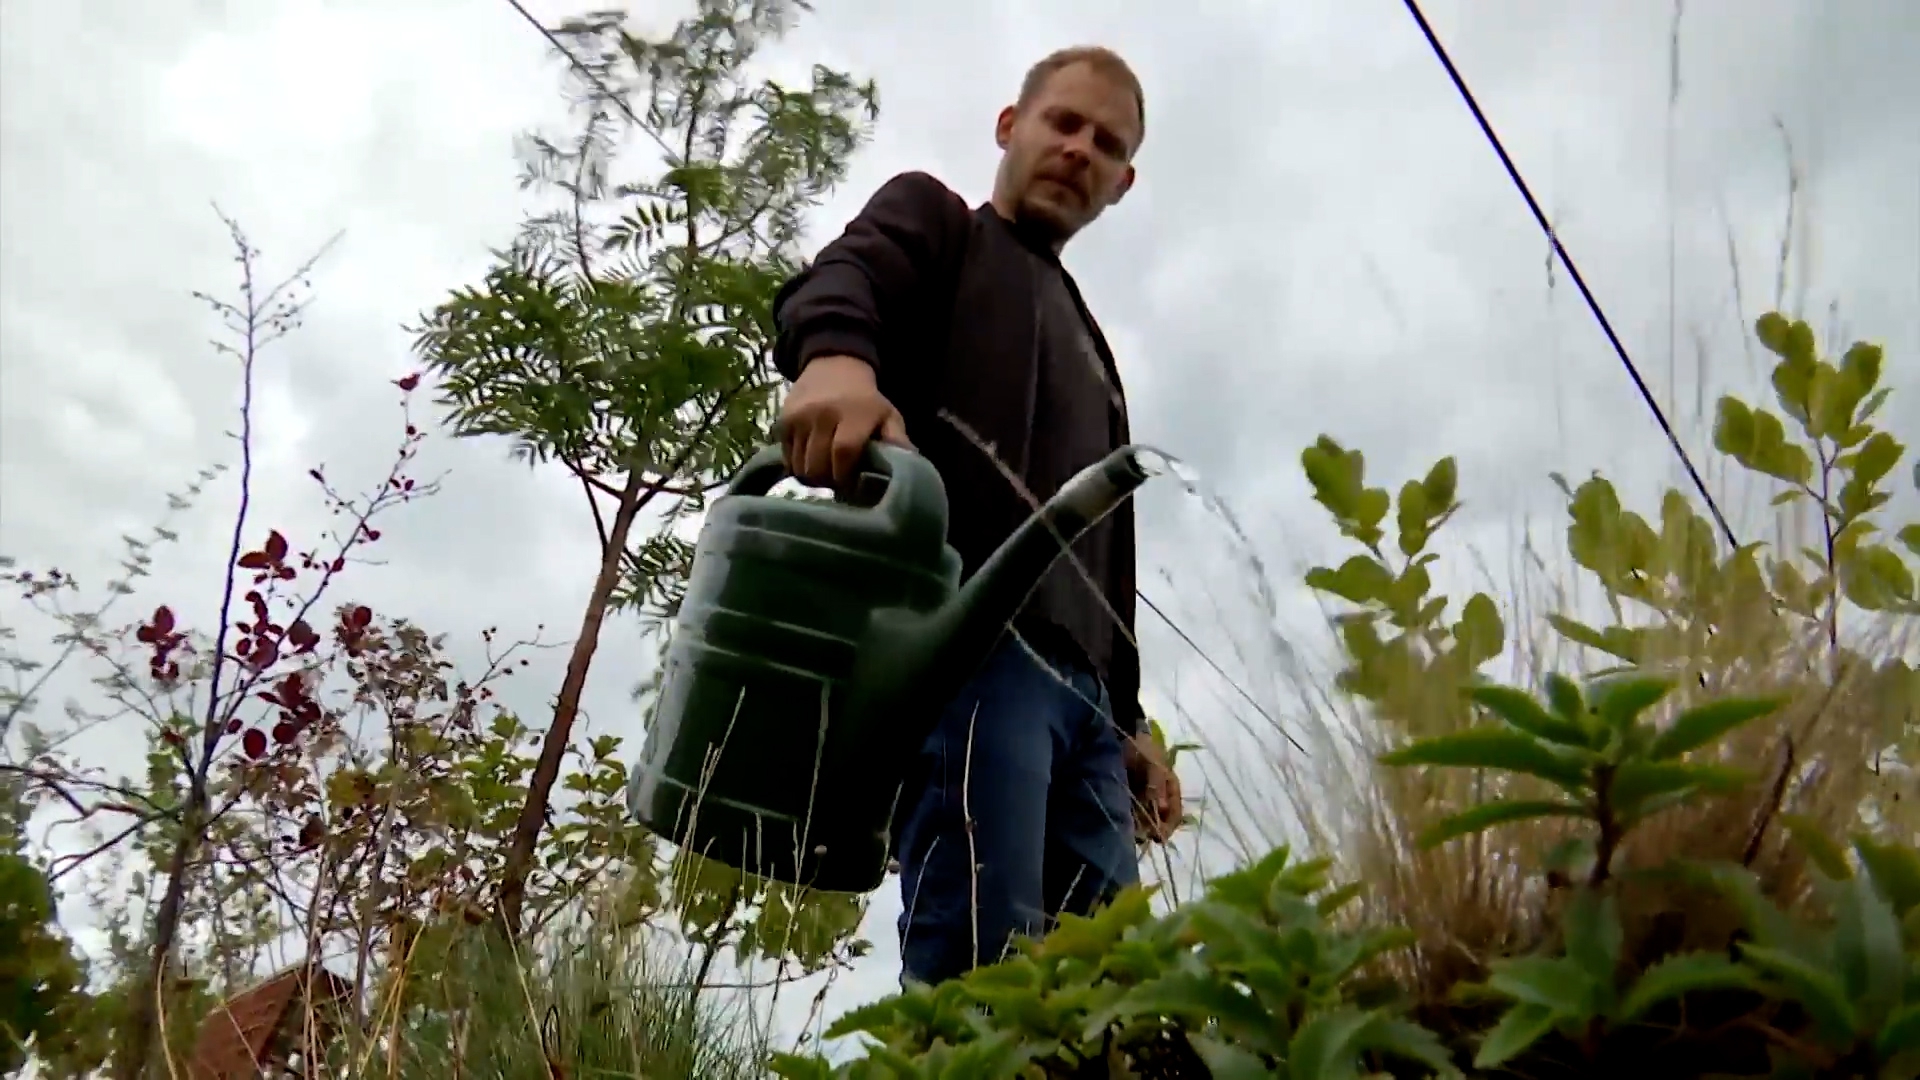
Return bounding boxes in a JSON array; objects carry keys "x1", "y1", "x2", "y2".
[
  {"x1": 1110, "y1": 164, "x2": 1137, "y2": 204},
  {"x1": 994, "y1": 105, "x2": 1016, "y2": 151}
]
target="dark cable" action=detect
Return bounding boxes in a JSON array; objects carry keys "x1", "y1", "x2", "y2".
[{"x1": 1399, "y1": 0, "x2": 1739, "y2": 550}]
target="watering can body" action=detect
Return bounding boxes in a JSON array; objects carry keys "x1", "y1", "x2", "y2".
[{"x1": 628, "y1": 440, "x2": 1153, "y2": 894}]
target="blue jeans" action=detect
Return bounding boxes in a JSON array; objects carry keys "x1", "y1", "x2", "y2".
[{"x1": 892, "y1": 633, "x2": 1139, "y2": 987}]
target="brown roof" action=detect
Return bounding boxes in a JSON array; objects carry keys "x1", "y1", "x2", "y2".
[{"x1": 190, "y1": 962, "x2": 353, "y2": 1080}]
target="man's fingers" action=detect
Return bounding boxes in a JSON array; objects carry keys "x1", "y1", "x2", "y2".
[
  {"x1": 878, "y1": 409, "x2": 913, "y2": 450},
  {"x1": 830, "y1": 418, "x2": 875, "y2": 488},
  {"x1": 799, "y1": 424, "x2": 836, "y2": 488}
]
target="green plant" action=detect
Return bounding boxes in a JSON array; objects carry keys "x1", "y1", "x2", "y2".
[
  {"x1": 1384, "y1": 673, "x2": 1781, "y2": 888},
  {"x1": 771, "y1": 847, "x2": 1456, "y2": 1079},
  {"x1": 343, "y1": 917, "x2": 767, "y2": 1080},
  {"x1": 1379, "y1": 673, "x2": 1782, "y2": 1067},
  {"x1": 1683, "y1": 833, "x2": 1920, "y2": 1079},
  {"x1": 1300, "y1": 440, "x2": 1505, "y2": 741}
]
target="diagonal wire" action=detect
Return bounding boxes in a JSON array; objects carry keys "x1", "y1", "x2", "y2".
[
  {"x1": 1399, "y1": 0, "x2": 1739, "y2": 550},
  {"x1": 1139, "y1": 589, "x2": 1308, "y2": 756},
  {"x1": 503, "y1": 0, "x2": 655, "y2": 141}
]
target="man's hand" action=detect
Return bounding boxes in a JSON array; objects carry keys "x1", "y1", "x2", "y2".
[
  {"x1": 1123, "y1": 731, "x2": 1183, "y2": 844},
  {"x1": 777, "y1": 355, "x2": 912, "y2": 488}
]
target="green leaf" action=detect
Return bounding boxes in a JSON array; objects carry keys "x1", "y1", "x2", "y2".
[
  {"x1": 1473, "y1": 1001, "x2": 1559, "y2": 1069},
  {"x1": 1878, "y1": 1002, "x2": 1920, "y2": 1058},
  {"x1": 1854, "y1": 835, "x2": 1920, "y2": 917},
  {"x1": 1645, "y1": 696, "x2": 1784, "y2": 760},
  {"x1": 1361, "y1": 1016, "x2": 1457, "y2": 1075},
  {"x1": 1543, "y1": 672, "x2": 1586, "y2": 721},
  {"x1": 1397, "y1": 479, "x2": 1432, "y2": 557},
  {"x1": 1188, "y1": 1034, "x2": 1271, "y2": 1080},
  {"x1": 1087, "y1": 971, "x2": 1286, "y2": 1056},
  {"x1": 1713, "y1": 394, "x2": 1759, "y2": 457},
  {"x1": 1423, "y1": 456, "x2": 1459, "y2": 510},
  {"x1": 1839, "y1": 340, "x2": 1884, "y2": 396},
  {"x1": 1687, "y1": 860, "x2": 1812, "y2": 954},
  {"x1": 1286, "y1": 1007, "x2": 1378, "y2": 1080},
  {"x1": 1467, "y1": 685, "x2": 1593, "y2": 747},
  {"x1": 1829, "y1": 871, "x2": 1904, "y2": 1028},
  {"x1": 1899, "y1": 525, "x2": 1920, "y2": 558},
  {"x1": 1610, "y1": 761, "x2": 1750, "y2": 820},
  {"x1": 1379, "y1": 729, "x2": 1589, "y2": 791},
  {"x1": 1485, "y1": 956, "x2": 1595, "y2": 1016},
  {"x1": 1587, "y1": 674, "x2": 1674, "y2": 734},
  {"x1": 1851, "y1": 430, "x2": 1903, "y2": 487},
  {"x1": 1563, "y1": 889, "x2": 1622, "y2": 991},
  {"x1": 1840, "y1": 543, "x2": 1916, "y2": 610},
  {"x1": 1738, "y1": 943, "x2": 1859, "y2": 1043},
  {"x1": 1807, "y1": 363, "x2": 1865, "y2": 440},
  {"x1": 1417, "y1": 799, "x2": 1586, "y2": 849},
  {"x1": 1546, "y1": 615, "x2": 1643, "y2": 664},
  {"x1": 1304, "y1": 555, "x2": 1395, "y2": 606},
  {"x1": 1453, "y1": 592, "x2": 1504, "y2": 668},
  {"x1": 1618, "y1": 951, "x2": 1758, "y2": 1021},
  {"x1": 1754, "y1": 312, "x2": 1804, "y2": 362},
  {"x1": 1315, "y1": 881, "x2": 1364, "y2": 918},
  {"x1": 1780, "y1": 814, "x2": 1852, "y2": 881}
]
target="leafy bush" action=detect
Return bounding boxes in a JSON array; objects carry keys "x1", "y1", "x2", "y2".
[{"x1": 771, "y1": 312, "x2": 1916, "y2": 1079}]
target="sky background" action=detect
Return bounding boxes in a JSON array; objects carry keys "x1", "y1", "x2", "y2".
[{"x1": 3, "y1": 0, "x2": 1917, "y2": 1059}]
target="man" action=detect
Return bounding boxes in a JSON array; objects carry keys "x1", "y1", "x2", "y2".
[{"x1": 769, "y1": 45, "x2": 1181, "y2": 988}]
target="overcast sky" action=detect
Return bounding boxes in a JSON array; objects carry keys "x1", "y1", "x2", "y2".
[{"x1": 3, "y1": 0, "x2": 1916, "y2": 1057}]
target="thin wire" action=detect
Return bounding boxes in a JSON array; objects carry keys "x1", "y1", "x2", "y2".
[
  {"x1": 506, "y1": 0, "x2": 1310, "y2": 757},
  {"x1": 1139, "y1": 589, "x2": 1308, "y2": 756},
  {"x1": 1399, "y1": 0, "x2": 1740, "y2": 550}
]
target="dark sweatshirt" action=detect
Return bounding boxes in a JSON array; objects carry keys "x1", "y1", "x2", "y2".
[{"x1": 770, "y1": 171, "x2": 1141, "y2": 734}]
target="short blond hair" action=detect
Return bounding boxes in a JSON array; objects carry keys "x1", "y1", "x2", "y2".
[{"x1": 1016, "y1": 46, "x2": 1146, "y2": 146}]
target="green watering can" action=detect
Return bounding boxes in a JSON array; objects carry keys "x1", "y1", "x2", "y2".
[{"x1": 627, "y1": 440, "x2": 1153, "y2": 894}]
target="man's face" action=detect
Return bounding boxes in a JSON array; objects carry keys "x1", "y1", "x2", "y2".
[{"x1": 995, "y1": 62, "x2": 1140, "y2": 245}]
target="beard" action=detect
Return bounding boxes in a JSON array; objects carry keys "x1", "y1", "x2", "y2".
[{"x1": 1015, "y1": 178, "x2": 1088, "y2": 245}]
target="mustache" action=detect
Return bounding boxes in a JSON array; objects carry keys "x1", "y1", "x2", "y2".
[{"x1": 1034, "y1": 167, "x2": 1089, "y2": 198}]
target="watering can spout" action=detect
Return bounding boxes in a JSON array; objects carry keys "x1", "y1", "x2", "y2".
[
  {"x1": 944, "y1": 445, "x2": 1155, "y2": 677},
  {"x1": 866, "y1": 446, "x2": 1156, "y2": 722}
]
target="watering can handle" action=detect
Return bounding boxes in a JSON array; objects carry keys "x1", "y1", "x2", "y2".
[{"x1": 727, "y1": 441, "x2": 908, "y2": 509}]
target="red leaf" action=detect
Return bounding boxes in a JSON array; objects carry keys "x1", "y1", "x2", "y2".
[
  {"x1": 309, "y1": 468, "x2": 324, "y2": 482},
  {"x1": 287, "y1": 620, "x2": 319, "y2": 651},
  {"x1": 364, "y1": 529, "x2": 382, "y2": 542},
  {"x1": 242, "y1": 728, "x2": 268, "y2": 759},
  {"x1": 394, "y1": 373, "x2": 421, "y2": 391},
  {"x1": 237, "y1": 551, "x2": 270, "y2": 570},
  {"x1": 152, "y1": 606, "x2": 175, "y2": 633},
  {"x1": 350, "y1": 605, "x2": 372, "y2": 629},
  {"x1": 330, "y1": 557, "x2": 345, "y2": 573},
  {"x1": 272, "y1": 721, "x2": 296, "y2": 744},
  {"x1": 264, "y1": 530, "x2": 289, "y2": 561},
  {"x1": 228, "y1": 719, "x2": 243, "y2": 734}
]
